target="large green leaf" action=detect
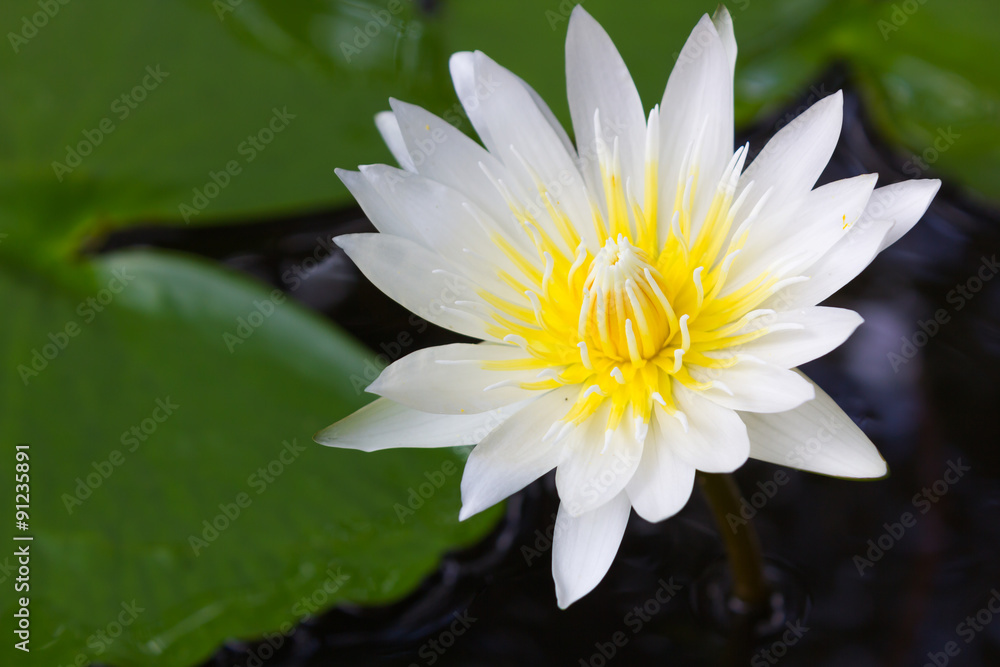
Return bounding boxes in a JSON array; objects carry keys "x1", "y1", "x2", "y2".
[
  {"x1": 0, "y1": 251, "x2": 499, "y2": 667},
  {"x1": 0, "y1": 0, "x2": 448, "y2": 249}
]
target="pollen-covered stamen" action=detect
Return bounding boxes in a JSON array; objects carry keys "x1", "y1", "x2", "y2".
[
  {"x1": 567, "y1": 243, "x2": 589, "y2": 289},
  {"x1": 692, "y1": 267, "x2": 705, "y2": 309},
  {"x1": 581, "y1": 236, "x2": 673, "y2": 362}
]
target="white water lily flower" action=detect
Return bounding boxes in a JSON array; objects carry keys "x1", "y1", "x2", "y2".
[{"x1": 317, "y1": 6, "x2": 939, "y2": 608}]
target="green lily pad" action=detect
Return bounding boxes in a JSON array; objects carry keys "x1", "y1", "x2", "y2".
[{"x1": 0, "y1": 250, "x2": 499, "y2": 667}]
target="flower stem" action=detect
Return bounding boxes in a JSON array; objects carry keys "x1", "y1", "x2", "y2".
[{"x1": 697, "y1": 472, "x2": 769, "y2": 611}]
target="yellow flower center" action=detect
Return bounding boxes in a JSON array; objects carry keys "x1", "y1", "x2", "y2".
[
  {"x1": 478, "y1": 134, "x2": 799, "y2": 440},
  {"x1": 582, "y1": 236, "x2": 673, "y2": 363}
]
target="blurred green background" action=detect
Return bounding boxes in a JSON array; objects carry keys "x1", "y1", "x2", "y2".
[{"x1": 0, "y1": 0, "x2": 997, "y2": 665}]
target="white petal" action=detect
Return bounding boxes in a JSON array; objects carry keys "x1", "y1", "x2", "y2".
[
  {"x1": 729, "y1": 173, "x2": 877, "y2": 286},
  {"x1": 374, "y1": 111, "x2": 415, "y2": 172},
  {"x1": 743, "y1": 371, "x2": 887, "y2": 478},
  {"x1": 658, "y1": 14, "x2": 733, "y2": 239},
  {"x1": 552, "y1": 491, "x2": 631, "y2": 609},
  {"x1": 515, "y1": 71, "x2": 578, "y2": 162},
  {"x1": 869, "y1": 179, "x2": 941, "y2": 251},
  {"x1": 733, "y1": 91, "x2": 843, "y2": 242},
  {"x1": 451, "y1": 51, "x2": 578, "y2": 163},
  {"x1": 735, "y1": 307, "x2": 864, "y2": 369},
  {"x1": 711, "y1": 5, "x2": 737, "y2": 76},
  {"x1": 368, "y1": 343, "x2": 543, "y2": 414},
  {"x1": 336, "y1": 168, "x2": 405, "y2": 237},
  {"x1": 462, "y1": 51, "x2": 597, "y2": 252},
  {"x1": 566, "y1": 6, "x2": 646, "y2": 206},
  {"x1": 353, "y1": 163, "x2": 484, "y2": 253},
  {"x1": 657, "y1": 386, "x2": 750, "y2": 472},
  {"x1": 334, "y1": 233, "x2": 494, "y2": 340},
  {"x1": 625, "y1": 416, "x2": 696, "y2": 522},
  {"x1": 315, "y1": 397, "x2": 520, "y2": 452},
  {"x1": 459, "y1": 385, "x2": 578, "y2": 520},
  {"x1": 556, "y1": 404, "x2": 643, "y2": 517},
  {"x1": 387, "y1": 98, "x2": 521, "y2": 235},
  {"x1": 449, "y1": 51, "x2": 493, "y2": 148},
  {"x1": 350, "y1": 164, "x2": 527, "y2": 296},
  {"x1": 341, "y1": 164, "x2": 520, "y2": 294},
  {"x1": 695, "y1": 358, "x2": 815, "y2": 413},
  {"x1": 766, "y1": 213, "x2": 892, "y2": 310}
]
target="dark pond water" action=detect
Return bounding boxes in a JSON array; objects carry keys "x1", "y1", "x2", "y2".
[{"x1": 103, "y1": 71, "x2": 1000, "y2": 667}]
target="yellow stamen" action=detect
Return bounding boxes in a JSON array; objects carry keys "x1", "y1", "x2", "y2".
[{"x1": 476, "y1": 137, "x2": 780, "y2": 440}]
